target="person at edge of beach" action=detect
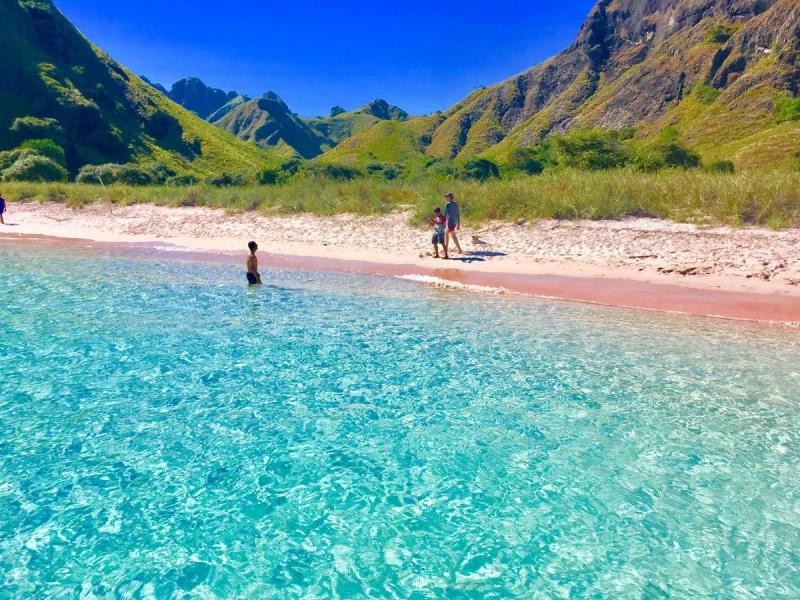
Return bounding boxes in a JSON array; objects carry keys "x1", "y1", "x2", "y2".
[
  {"x1": 444, "y1": 193, "x2": 463, "y2": 255},
  {"x1": 429, "y1": 207, "x2": 448, "y2": 259},
  {"x1": 246, "y1": 241, "x2": 262, "y2": 285},
  {"x1": 0, "y1": 191, "x2": 6, "y2": 225}
]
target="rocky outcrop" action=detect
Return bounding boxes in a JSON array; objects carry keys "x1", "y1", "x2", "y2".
[
  {"x1": 428, "y1": 0, "x2": 798, "y2": 158},
  {"x1": 167, "y1": 77, "x2": 244, "y2": 121}
]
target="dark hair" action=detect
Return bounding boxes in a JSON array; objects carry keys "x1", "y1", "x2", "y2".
[
  {"x1": 434, "y1": 207, "x2": 441, "y2": 213},
  {"x1": 445, "y1": 192, "x2": 454, "y2": 199},
  {"x1": 248, "y1": 241, "x2": 258, "y2": 251}
]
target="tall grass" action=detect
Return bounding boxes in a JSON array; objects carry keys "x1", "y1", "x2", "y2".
[{"x1": 4, "y1": 169, "x2": 800, "y2": 229}]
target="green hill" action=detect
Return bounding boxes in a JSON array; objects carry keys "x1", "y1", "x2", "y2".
[
  {"x1": 318, "y1": 116, "x2": 438, "y2": 167},
  {"x1": 213, "y1": 92, "x2": 329, "y2": 159},
  {"x1": 0, "y1": 0, "x2": 277, "y2": 181},
  {"x1": 305, "y1": 100, "x2": 410, "y2": 147}
]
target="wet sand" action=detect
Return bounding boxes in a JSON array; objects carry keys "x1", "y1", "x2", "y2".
[{"x1": 2, "y1": 202, "x2": 799, "y2": 325}]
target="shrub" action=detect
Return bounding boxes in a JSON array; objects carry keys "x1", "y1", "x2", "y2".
[
  {"x1": 693, "y1": 83, "x2": 722, "y2": 105},
  {"x1": 168, "y1": 175, "x2": 199, "y2": 186},
  {"x1": 304, "y1": 163, "x2": 362, "y2": 181},
  {"x1": 115, "y1": 165, "x2": 155, "y2": 186},
  {"x1": 551, "y1": 129, "x2": 630, "y2": 170},
  {"x1": 2, "y1": 155, "x2": 68, "y2": 182},
  {"x1": 146, "y1": 163, "x2": 177, "y2": 184},
  {"x1": 774, "y1": 92, "x2": 800, "y2": 123},
  {"x1": 634, "y1": 142, "x2": 701, "y2": 171},
  {"x1": 507, "y1": 147, "x2": 549, "y2": 174},
  {"x1": 9, "y1": 116, "x2": 63, "y2": 140},
  {"x1": 705, "y1": 160, "x2": 735, "y2": 174},
  {"x1": 19, "y1": 138, "x2": 66, "y2": 165},
  {"x1": 206, "y1": 172, "x2": 247, "y2": 187},
  {"x1": 256, "y1": 167, "x2": 281, "y2": 185},
  {"x1": 365, "y1": 163, "x2": 403, "y2": 180},
  {"x1": 76, "y1": 163, "x2": 119, "y2": 185},
  {"x1": 657, "y1": 125, "x2": 680, "y2": 143},
  {"x1": 617, "y1": 127, "x2": 636, "y2": 141},
  {"x1": 424, "y1": 158, "x2": 462, "y2": 180},
  {"x1": 463, "y1": 158, "x2": 500, "y2": 181},
  {"x1": 382, "y1": 165, "x2": 402, "y2": 181},
  {"x1": 706, "y1": 23, "x2": 737, "y2": 44},
  {"x1": 280, "y1": 159, "x2": 303, "y2": 176},
  {"x1": 76, "y1": 162, "x2": 175, "y2": 185},
  {"x1": 659, "y1": 143, "x2": 701, "y2": 169},
  {"x1": 0, "y1": 149, "x2": 31, "y2": 171}
]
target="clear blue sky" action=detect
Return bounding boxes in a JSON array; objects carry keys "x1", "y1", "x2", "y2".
[{"x1": 55, "y1": 0, "x2": 597, "y2": 118}]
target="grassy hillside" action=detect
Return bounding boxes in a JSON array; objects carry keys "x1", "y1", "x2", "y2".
[
  {"x1": 318, "y1": 117, "x2": 439, "y2": 167},
  {"x1": 214, "y1": 93, "x2": 328, "y2": 159},
  {"x1": 0, "y1": 0, "x2": 278, "y2": 180},
  {"x1": 305, "y1": 100, "x2": 410, "y2": 148}
]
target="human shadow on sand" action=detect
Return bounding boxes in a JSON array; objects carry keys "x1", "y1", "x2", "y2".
[
  {"x1": 465, "y1": 250, "x2": 507, "y2": 258},
  {"x1": 444, "y1": 255, "x2": 486, "y2": 264}
]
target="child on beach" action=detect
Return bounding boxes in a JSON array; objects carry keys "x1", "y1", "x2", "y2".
[
  {"x1": 429, "y1": 207, "x2": 448, "y2": 259},
  {"x1": 0, "y1": 192, "x2": 6, "y2": 225}
]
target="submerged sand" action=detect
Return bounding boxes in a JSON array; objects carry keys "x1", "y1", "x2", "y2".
[{"x1": 3, "y1": 201, "x2": 800, "y2": 323}]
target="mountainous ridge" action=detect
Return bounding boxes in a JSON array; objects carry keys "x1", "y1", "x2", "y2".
[
  {"x1": 0, "y1": 0, "x2": 277, "y2": 180},
  {"x1": 426, "y1": 0, "x2": 799, "y2": 168},
  {"x1": 1, "y1": 0, "x2": 796, "y2": 182},
  {"x1": 213, "y1": 92, "x2": 328, "y2": 159},
  {"x1": 166, "y1": 77, "x2": 246, "y2": 121}
]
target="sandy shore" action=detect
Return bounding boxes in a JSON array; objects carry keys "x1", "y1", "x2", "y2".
[{"x1": 3, "y1": 202, "x2": 800, "y2": 324}]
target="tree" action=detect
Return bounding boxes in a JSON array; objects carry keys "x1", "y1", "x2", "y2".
[
  {"x1": 463, "y1": 158, "x2": 500, "y2": 181},
  {"x1": 3, "y1": 155, "x2": 68, "y2": 182}
]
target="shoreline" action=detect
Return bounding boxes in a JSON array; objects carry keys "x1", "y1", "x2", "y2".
[{"x1": 2, "y1": 202, "x2": 800, "y2": 326}]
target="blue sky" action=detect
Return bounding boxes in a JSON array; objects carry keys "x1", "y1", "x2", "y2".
[{"x1": 55, "y1": 0, "x2": 597, "y2": 117}]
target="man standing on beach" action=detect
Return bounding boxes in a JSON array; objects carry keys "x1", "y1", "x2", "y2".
[
  {"x1": 246, "y1": 241, "x2": 262, "y2": 285},
  {"x1": 0, "y1": 191, "x2": 6, "y2": 225},
  {"x1": 444, "y1": 193, "x2": 463, "y2": 255}
]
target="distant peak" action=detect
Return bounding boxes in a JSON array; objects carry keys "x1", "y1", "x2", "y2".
[{"x1": 355, "y1": 99, "x2": 409, "y2": 121}]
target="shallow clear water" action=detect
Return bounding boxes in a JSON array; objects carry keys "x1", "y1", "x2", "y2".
[{"x1": 1, "y1": 243, "x2": 800, "y2": 599}]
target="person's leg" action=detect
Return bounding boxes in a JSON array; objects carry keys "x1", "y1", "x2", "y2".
[
  {"x1": 432, "y1": 243, "x2": 440, "y2": 258},
  {"x1": 0, "y1": 213, "x2": 4, "y2": 225},
  {"x1": 448, "y1": 228, "x2": 463, "y2": 254}
]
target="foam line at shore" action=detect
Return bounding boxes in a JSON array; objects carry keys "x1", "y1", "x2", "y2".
[{"x1": 396, "y1": 274, "x2": 512, "y2": 295}]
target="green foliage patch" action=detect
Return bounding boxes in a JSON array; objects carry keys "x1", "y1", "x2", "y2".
[
  {"x1": 774, "y1": 93, "x2": 800, "y2": 123},
  {"x1": 20, "y1": 138, "x2": 65, "y2": 165},
  {"x1": 706, "y1": 23, "x2": 738, "y2": 44},
  {"x1": 692, "y1": 83, "x2": 722, "y2": 105},
  {"x1": 3, "y1": 154, "x2": 67, "y2": 181}
]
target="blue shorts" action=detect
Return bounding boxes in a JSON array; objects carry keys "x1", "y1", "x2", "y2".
[{"x1": 432, "y1": 232, "x2": 445, "y2": 245}]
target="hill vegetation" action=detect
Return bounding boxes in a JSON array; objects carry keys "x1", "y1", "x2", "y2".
[
  {"x1": 6, "y1": 168, "x2": 799, "y2": 229},
  {"x1": 1, "y1": 0, "x2": 797, "y2": 230},
  {"x1": 0, "y1": 0, "x2": 278, "y2": 183}
]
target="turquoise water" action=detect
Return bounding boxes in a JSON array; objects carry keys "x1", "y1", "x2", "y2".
[{"x1": 1, "y1": 243, "x2": 800, "y2": 599}]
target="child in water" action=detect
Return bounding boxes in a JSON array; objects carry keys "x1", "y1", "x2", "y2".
[{"x1": 246, "y1": 241, "x2": 262, "y2": 285}]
